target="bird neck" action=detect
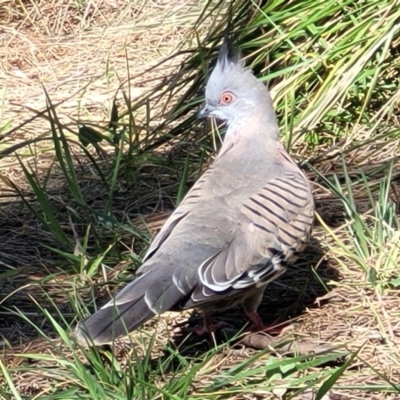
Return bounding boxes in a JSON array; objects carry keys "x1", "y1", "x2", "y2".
[
  {"x1": 223, "y1": 109, "x2": 280, "y2": 146},
  {"x1": 218, "y1": 125, "x2": 281, "y2": 166}
]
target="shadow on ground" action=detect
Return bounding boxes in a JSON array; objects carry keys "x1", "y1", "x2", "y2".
[{"x1": 0, "y1": 136, "x2": 207, "y2": 345}]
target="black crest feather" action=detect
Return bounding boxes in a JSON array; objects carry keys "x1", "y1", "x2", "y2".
[
  {"x1": 218, "y1": 32, "x2": 241, "y2": 71},
  {"x1": 217, "y1": 2, "x2": 240, "y2": 70}
]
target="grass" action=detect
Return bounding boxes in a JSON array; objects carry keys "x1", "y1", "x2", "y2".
[{"x1": 1, "y1": 0, "x2": 400, "y2": 398}]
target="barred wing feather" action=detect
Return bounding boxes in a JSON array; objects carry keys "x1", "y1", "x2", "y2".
[{"x1": 189, "y1": 172, "x2": 314, "y2": 305}]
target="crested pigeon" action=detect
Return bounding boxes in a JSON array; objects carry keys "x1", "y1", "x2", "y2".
[{"x1": 75, "y1": 38, "x2": 314, "y2": 346}]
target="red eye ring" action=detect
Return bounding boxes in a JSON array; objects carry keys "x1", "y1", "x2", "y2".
[{"x1": 219, "y1": 92, "x2": 234, "y2": 105}]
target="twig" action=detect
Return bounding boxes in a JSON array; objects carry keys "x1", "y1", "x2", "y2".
[{"x1": 220, "y1": 328, "x2": 336, "y2": 356}]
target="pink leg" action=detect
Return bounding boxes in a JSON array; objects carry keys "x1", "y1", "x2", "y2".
[{"x1": 245, "y1": 311, "x2": 289, "y2": 335}]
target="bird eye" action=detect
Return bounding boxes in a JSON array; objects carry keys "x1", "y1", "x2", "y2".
[{"x1": 219, "y1": 92, "x2": 234, "y2": 105}]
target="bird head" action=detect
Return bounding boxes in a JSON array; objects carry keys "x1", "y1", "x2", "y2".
[{"x1": 198, "y1": 37, "x2": 271, "y2": 126}]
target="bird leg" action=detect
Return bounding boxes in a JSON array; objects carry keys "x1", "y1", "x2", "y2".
[
  {"x1": 242, "y1": 288, "x2": 291, "y2": 336},
  {"x1": 194, "y1": 311, "x2": 229, "y2": 337},
  {"x1": 245, "y1": 311, "x2": 289, "y2": 336}
]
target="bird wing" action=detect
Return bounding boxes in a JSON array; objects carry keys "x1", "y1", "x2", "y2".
[
  {"x1": 187, "y1": 171, "x2": 314, "y2": 306},
  {"x1": 142, "y1": 168, "x2": 214, "y2": 263}
]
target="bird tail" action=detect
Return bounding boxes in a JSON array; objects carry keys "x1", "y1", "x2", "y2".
[{"x1": 75, "y1": 269, "x2": 184, "y2": 346}]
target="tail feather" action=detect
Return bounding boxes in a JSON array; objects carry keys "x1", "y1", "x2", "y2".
[{"x1": 75, "y1": 270, "x2": 186, "y2": 345}]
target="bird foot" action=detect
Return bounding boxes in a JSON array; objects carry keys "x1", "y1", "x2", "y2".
[
  {"x1": 194, "y1": 321, "x2": 230, "y2": 336},
  {"x1": 193, "y1": 311, "x2": 231, "y2": 342}
]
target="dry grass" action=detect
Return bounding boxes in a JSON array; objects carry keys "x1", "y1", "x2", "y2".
[
  {"x1": 0, "y1": 0, "x2": 205, "y2": 166},
  {"x1": 1, "y1": 1, "x2": 400, "y2": 399}
]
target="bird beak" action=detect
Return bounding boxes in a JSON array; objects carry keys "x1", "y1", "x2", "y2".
[{"x1": 197, "y1": 104, "x2": 214, "y2": 119}]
